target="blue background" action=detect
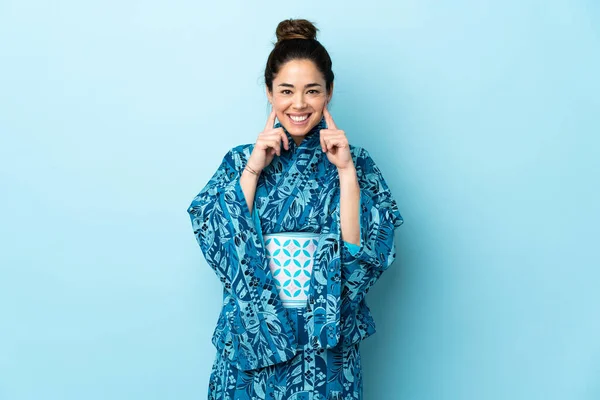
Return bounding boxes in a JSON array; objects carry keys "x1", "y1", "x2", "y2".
[{"x1": 1, "y1": 1, "x2": 599, "y2": 399}]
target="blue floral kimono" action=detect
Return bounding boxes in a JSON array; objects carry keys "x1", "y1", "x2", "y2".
[{"x1": 187, "y1": 116, "x2": 404, "y2": 400}]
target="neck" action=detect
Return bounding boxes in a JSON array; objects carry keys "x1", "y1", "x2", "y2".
[{"x1": 292, "y1": 136, "x2": 304, "y2": 146}]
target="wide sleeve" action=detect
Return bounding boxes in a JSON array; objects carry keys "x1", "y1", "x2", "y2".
[
  {"x1": 338, "y1": 148, "x2": 405, "y2": 345},
  {"x1": 340, "y1": 148, "x2": 404, "y2": 271},
  {"x1": 186, "y1": 148, "x2": 298, "y2": 371},
  {"x1": 343, "y1": 241, "x2": 361, "y2": 256}
]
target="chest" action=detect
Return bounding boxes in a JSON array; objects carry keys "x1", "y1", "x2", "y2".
[{"x1": 254, "y1": 151, "x2": 340, "y2": 233}]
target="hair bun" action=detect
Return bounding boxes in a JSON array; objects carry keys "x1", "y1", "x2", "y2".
[{"x1": 275, "y1": 19, "x2": 318, "y2": 43}]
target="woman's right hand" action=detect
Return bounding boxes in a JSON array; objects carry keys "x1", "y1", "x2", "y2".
[{"x1": 246, "y1": 109, "x2": 289, "y2": 173}]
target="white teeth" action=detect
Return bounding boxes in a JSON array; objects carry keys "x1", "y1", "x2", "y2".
[{"x1": 290, "y1": 114, "x2": 309, "y2": 122}]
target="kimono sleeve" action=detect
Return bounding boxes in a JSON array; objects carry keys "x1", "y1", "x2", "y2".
[
  {"x1": 186, "y1": 148, "x2": 298, "y2": 370},
  {"x1": 340, "y1": 148, "x2": 404, "y2": 271},
  {"x1": 343, "y1": 241, "x2": 361, "y2": 256}
]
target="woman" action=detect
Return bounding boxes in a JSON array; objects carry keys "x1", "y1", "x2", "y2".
[{"x1": 187, "y1": 18, "x2": 404, "y2": 400}]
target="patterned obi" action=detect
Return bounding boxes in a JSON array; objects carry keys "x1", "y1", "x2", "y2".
[{"x1": 263, "y1": 232, "x2": 320, "y2": 308}]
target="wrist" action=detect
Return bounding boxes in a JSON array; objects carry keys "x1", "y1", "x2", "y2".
[
  {"x1": 242, "y1": 166, "x2": 260, "y2": 180},
  {"x1": 245, "y1": 162, "x2": 262, "y2": 175},
  {"x1": 337, "y1": 164, "x2": 356, "y2": 176}
]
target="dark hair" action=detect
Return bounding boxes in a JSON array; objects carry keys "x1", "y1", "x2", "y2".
[{"x1": 264, "y1": 19, "x2": 334, "y2": 94}]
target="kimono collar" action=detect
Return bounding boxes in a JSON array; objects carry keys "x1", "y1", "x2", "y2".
[{"x1": 274, "y1": 115, "x2": 327, "y2": 152}]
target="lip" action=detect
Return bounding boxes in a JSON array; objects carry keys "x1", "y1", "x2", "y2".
[{"x1": 287, "y1": 113, "x2": 312, "y2": 125}]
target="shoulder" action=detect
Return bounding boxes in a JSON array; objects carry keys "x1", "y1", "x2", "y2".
[
  {"x1": 348, "y1": 144, "x2": 367, "y2": 160},
  {"x1": 348, "y1": 144, "x2": 377, "y2": 174},
  {"x1": 234, "y1": 143, "x2": 254, "y2": 158},
  {"x1": 231, "y1": 143, "x2": 254, "y2": 157},
  {"x1": 348, "y1": 145, "x2": 395, "y2": 192},
  {"x1": 222, "y1": 143, "x2": 375, "y2": 169},
  {"x1": 218, "y1": 143, "x2": 254, "y2": 167}
]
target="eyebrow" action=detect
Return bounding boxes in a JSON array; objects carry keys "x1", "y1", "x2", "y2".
[{"x1": 277, "y1": 83, "x2": 322, "y2": 89}]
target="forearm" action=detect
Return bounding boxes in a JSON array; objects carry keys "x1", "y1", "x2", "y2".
[
  {"x1": 338, "y1": 165, "x2": 361, "y2": 245},
  {"x1": 240, "y1": 168, "x2": 260, "y2": 213}
]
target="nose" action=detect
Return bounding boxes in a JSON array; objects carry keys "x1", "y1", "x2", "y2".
[{"x1": 292, "y1": 93, "x2": 307, "y2": 109}]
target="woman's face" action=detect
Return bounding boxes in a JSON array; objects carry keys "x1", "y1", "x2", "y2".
[{"x1": 267, "y1": 59, "x2": 332, "y2": 139}]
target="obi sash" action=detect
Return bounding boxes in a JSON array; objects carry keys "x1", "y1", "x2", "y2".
[{"x1": 263, "y1": 232, "x2": 320, "y2": 308}]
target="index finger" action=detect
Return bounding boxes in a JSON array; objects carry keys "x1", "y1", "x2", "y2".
[
  {"x1": 264, "y1": 108, "x2": 277, "y2": 131},
  {"x1": 323, "y1": 105, "x2": 337, "y2": 130}
]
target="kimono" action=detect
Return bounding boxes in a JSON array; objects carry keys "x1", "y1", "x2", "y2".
[{"x1": 187, "y1": 116, "x2": 404, "y2": 400}]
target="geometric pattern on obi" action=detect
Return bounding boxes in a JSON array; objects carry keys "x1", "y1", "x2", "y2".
[{"x1": 263, "y1": 232, "x2": 320, "y2": 308}]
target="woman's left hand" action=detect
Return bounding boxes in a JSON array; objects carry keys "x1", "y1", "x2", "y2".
[{"x1": 319, "y1": 105, "x2": 354, "y2": 170}]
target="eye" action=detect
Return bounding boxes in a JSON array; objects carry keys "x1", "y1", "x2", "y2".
[
  {"x1": 280, "y1": 89, "x2": 292, "y2": 95},
  {"x1": 307, "y1": 89, "x2": 320, "y2": 94}
]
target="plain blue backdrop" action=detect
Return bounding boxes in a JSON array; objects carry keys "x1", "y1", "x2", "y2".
[{"x1": 1, "y1": 1, "x2": 599, "y2": 399}]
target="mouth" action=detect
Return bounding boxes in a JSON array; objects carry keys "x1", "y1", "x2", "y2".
[{"x1": 286, "y1": 113, "x2": 312, "y2": 125}]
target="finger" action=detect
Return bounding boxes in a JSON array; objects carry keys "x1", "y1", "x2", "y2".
[
  {"x1": 326, "y1": 138, "x2": 335, "y2": 152},
  {"x1": 277, "y1": 128, "x2": 289, "y2": 150},
  {"x1": 257, "y1": 137, "x2": 279, "y2": 156},
  {"x1": 264, "y1": 108, "x2": 277, "y2": 132},
  {"x1": 263, "y1": 129, "x2": 286, "y2": 151},
  {"x1": 264, "y1": 139, "x2": 277, "y2": 156},
  {"x1": 323, "y1": 105, "x2": 337, "y2": 130},
  {"x1": 320, "y1": 129, "x2": 327, "y2": 152},
  {"x1": 270, "y1": 139, "x2": 281, "y2": 156},
  {"x1": 328, "y1": 137, "x2": 346, "y2": 152}
]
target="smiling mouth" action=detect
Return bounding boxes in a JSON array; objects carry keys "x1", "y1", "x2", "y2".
[{"x1": 287, "y1": 113, "x2": 311, "y2": 124}]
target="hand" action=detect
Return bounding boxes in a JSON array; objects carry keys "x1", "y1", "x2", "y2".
[
  {"x1": 319, "y1": 105, "x2": 353, "y2": 170},
  {"x1": 247, "y1": 109, "x2": 290, "y2": 173}
]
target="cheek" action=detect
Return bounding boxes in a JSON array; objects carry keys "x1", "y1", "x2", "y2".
[
  {"x1": 274, "y1": 108, "x2": 288, "y2": 123},
  {"x1": 309, "y1": 97, "x2": 327, "y2": 110},
  {"x1": 272, "y1": 98, "x2": 291, "y2": 113}
]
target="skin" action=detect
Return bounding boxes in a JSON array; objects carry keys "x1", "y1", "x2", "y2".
[{"x1": 240, "y1": 59, "x2": 361, "y2": 246}]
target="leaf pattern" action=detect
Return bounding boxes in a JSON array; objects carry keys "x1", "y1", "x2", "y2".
[{"x1": 187, "y1": 116, "x2": 403, "y2": 399}]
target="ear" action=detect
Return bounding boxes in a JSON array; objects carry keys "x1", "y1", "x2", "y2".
[
  {"x1": 327, "y1": 82, "x2": 334, "y2": 104},
  {"x1": 266, "y1": 86, "x2": 273, "y2": 105}
]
